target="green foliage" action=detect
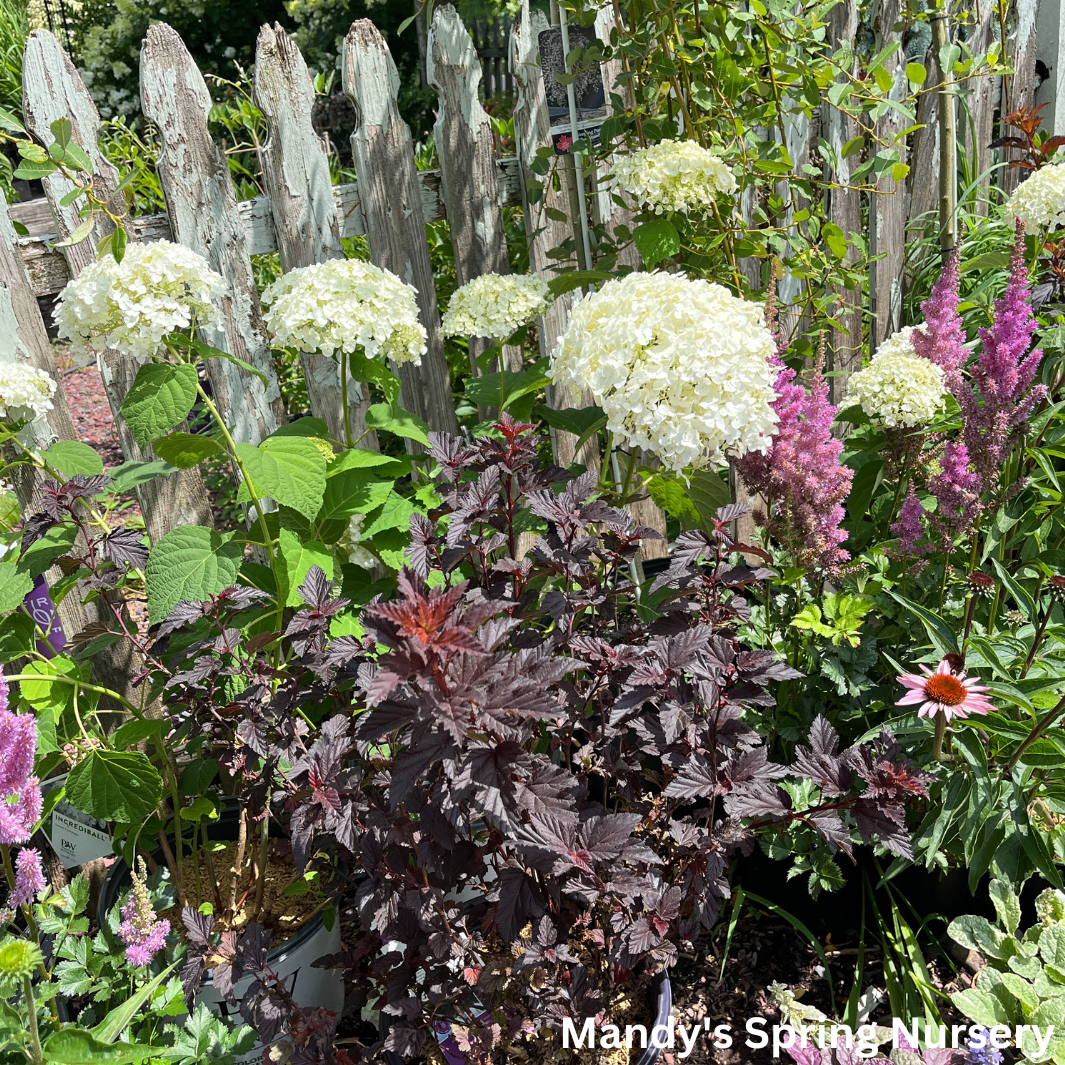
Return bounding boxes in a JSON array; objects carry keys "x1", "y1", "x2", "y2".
[{"x1": 948, "y1": 882, "x2": 1065, "y2": 1061}]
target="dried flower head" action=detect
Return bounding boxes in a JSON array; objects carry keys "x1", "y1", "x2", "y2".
[
  {"x1": 262, "y1": 258, "x2": 425, "y2": 365},
  {"x1": 613, "y1": 140, "x2": 737, "y2": 214},
  {"x1": 896, "y1": 658, "x2": 993, "y2": 722},
  {"x1": 1005, "y1": 163, "x2": 1065, "y2": 230},
  {"x1": 0, "y1": 362, "x2": 56, "y2": 427},
  {"x1": 968, "y1": 571, "x2": 996, "y2": 598},
  {"x1": 1048, "y1": 575, "x2": 1065, "y2": 606},
  {"x1": 549, "y1": 272, "x2": 778, "y2": 473},
  {"x1": 848, "y1": 327, "x2": 947, "y2": 427},
  {"x1": 56, "y1": 240, "x2": 226, "y2": 360},
  {"x1": 441, "y1": 272, "x2": 551, "y2": 341},
  {"x1": 118, "y1": 857, "x2": 170, "y2": 967}
]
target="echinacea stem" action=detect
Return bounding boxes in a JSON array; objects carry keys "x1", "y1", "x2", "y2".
[{"x1": 933, "y1": 710, "x2": 947, "y2": 761}]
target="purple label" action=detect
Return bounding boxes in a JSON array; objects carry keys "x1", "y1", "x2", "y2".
[{"x1": 22, "y1": 575, "x2": 66, "y2": 658}]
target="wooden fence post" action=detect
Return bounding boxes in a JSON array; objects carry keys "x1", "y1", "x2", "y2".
[
  {"x1": 342, "y1": 20, "x2": 459, "y2": 438},
  {"x1": 140, "y1": 22, "x2": 285, "y2": 446},
  {"x1": 868, "y1": 0, "x2": 907, "y2": 352},
  {"x1": 1037, "y1": 0, "x2": 1065, "y2": 136},
  {"x1": 252, "y1": 22, "x2": 377, "y2": 449},
  {"x1": 20, "y1": 30, "x2": 214, "y2": 543},
  {"x1": 965, "y1": 2, "x2": 998, "y2": 212},
  {"x1": 427, "y1": 4, "x2": 521, "y2": 377},
  {"x1": 1003, "y1": 0, "x2": 1039, "y2": 195},
  {"x1": 821, "y1": 0, "x2": 863, "y2": 399}
]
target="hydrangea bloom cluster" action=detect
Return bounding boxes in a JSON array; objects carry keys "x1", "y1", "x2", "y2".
[
  {"x1": 848, "y1": 327, "x2": 947, "y2": 427},
  {"x1": 55, "y1": 240, "x2": 226, "y2": 359},
  {"x1": 8, "y1": 848, "x2": 46, "y2": 908},
  {"x1": 736, "y1": 338, "x2": 853, "y2": 573},
  {"x1": 441, "y1": 272, "x2": 551, "y2": 341},
  {"x1": 957, "y1": 223, "x2": 1047, "y2": 490},
  {"x1": 612, "y1": 140, "x2": 737, "y2": 214},
  {"x1": 262, "y1": 258, "x2": 425, "y2": 365},
  {"x1": 0, "y1": 361, "x2": 56, "y2": 425},
  {"x1": 1005, "y1": 163, "x2": 1065, "y2": 230},
  {"x1": 550, "y1": 272, "x2": 778, "y2": 473},
  {"x1": 118, "y1": 860, "x2": 170, "y2": 967},
  {"x1": 0, "y1": 670, "x2": 42, "y2": 847}
]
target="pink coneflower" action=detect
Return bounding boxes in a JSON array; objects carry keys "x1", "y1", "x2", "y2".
[{"x1": 896, "y1": 659, "x2": 993, "y2": 722}]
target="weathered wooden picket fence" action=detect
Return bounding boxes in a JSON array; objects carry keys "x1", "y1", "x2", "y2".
[{"x1": 0, "y1": 0, "x2": 1054, "y2": 615}]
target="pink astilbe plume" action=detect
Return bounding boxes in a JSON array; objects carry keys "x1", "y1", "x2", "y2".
[
  {"x1": 927, "y1": 441, "x2": 981, "y2": 549},
  {"x1": 912, "y1": 246, "x2": 968, "y2": 391},
  {"x1": 9, "y1": 848, "x2": 45, "y2": 908},
  {"x1": 890, "y1": 491, "x2": 930, "y2": 565},
  {"x1": 118, "y1": 858, "x2": 170, "y2": 967},
  {"x1": 736, "y1": 336, "x2": 853, "y2": 572},
  {"x1": 0, "y1": 669, "x2": 42, "y2": 847},
  {"x1": 958, "y1": 222, "x2": 1047, "y2": 489}
]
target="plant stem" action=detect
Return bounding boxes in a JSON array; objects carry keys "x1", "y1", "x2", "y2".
[
  {"x1": 22, "y1": 974, "x2": 43, "y2": 1065},
  {"x1": 1007, "y1": 692, "x2": 1065, "y2": 772},
  {"x1": 932, "y1": 710, "x2": 947, "y2": 761},
  {"x1": 248, "y1": 803, "x2": 271, "y2": 924},
  {"x1": 340, "y1": 350, "x2": 354, "y2": 449}
]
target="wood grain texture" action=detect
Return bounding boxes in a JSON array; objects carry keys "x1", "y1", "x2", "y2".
[
  {"x1": 21, "y1": 28, "x2": 213, "y2": 543},
  {"x1": 867, "y1": 0, "x2": 907, "y2": 352},
  {"x1": 1037, "y1": 0, "x2": 1065, "y2": 136},
  {"x1": 966, "y1": 3, "x2": 998, "y2": 212},
  {"x1": 253, "y1": 22, "x2": 377, "y2": 448},
  {"x1": 428, "y1": 4, "x2": 520, "y2": 375},
  {"x1": 821, "y1": 0, "x2": 863, "y2": 398},
  {"x1": 908, "y1": 46, "x2": 941, "y2": 235},
  {"x1": 342, "y1": 19, "x2": 459, "y2": 438},
  {"x1": 1004, "y1": 0, "x2": 1039, "y2": 195},
  {"x1": 140, "y1": 22, "x2": 285, "y2": 445}
]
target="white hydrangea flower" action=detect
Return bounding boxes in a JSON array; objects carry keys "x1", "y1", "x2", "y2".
[
  {"x1": 848, "y1": 327, "x2": 947, "y2": 427},
  {"x1": 613, "y1": 140, "x2": 737, "y2": 215},
  {"x1": 549, "y1": 272, "x2": 778, "y2": 473},
  {"x1": 55, "y1": 240, "x2": 226, "y2": 360},
  {"x1": 1005, "y1": 163, "x2": 1065, "y2": 230},
  {"x1": 0, "y1": 362, "x2": 56, "y2": 424},
  {"x1": 338, "y1": 513, "x2": 376, "y2": 569},
  {"x1": 441, "y1": 272, "x2": 551, "y2": 341},
  {"x1": 262, "y1": 259, "x2": 425, "y2": 365}
]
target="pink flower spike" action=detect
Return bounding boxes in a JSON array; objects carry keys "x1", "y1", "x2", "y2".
[
  {"x1": 896, "y1": 658, "x2": 993, "y2": 722},
  {"x1": 9, "y1": 848, "x2": 46, "y2": 908}
]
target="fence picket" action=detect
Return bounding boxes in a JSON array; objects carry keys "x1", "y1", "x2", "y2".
[
  {"x1": 966, "y1": 3, "x2": 998, "y2": 212},
  {"x1": 253, "y1": 22, "x2": 377, "y2": 449},
  {"x1": 21, "y1": 29, "x2": 214, "y2": 543},
  {"x1": 140, "y1": 22, "x2": 285, "y2": 446},
  {"x1": 821, "y1": 0, "x2": 863, "y2": 399},
  {"x1": 867, "y1": 0, "x2": 907, "y2": 352},
  {"x1": 427, "y1": 4, "x2": 521, "y2": 380},
  {"x1": 1004, "y1": 0, "x2": 1039, "y2": 195},
  {"x1": 342, "y1": 20, "x2": 459, "y2": 438}
]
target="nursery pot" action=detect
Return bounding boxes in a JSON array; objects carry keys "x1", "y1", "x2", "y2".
[
  {"x1": 381, "y1": 973, "x2": 672, "y2": 1065},
  {"x1": 98, "y1": 804, "x2": 344, "y2": 1059}
]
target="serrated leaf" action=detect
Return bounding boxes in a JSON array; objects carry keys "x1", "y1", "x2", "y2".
[
  {"x1": 151, "y1": 431, "x2": 223, "y2": 469},
  {"x1": 0, "y1": 561, "x2": 33, "y2": 612},
  {"x1": 320, "y1": 473, "x2": 393, "y2": 522},
  {"x1": 42, "y1": 440, "x2": 104, "y2": 478},
  {"x1": 65, "y1": 750, "x2": 162, "y2": 825},
  {"x1": 949, "y1": 913, "x2": 1013, "y2": 959},
  {"x1": 950, "y1": 987, "x2": 1011, "y2": 1026},
  {"x1": 277, "y1": 528, "x2": 334, "y2": 607},
  {"x1": 687, "y1": 467, "x2": 732, "y2": 530},
  {"x1": 106, "y1": 458, "x2": 179, "y2": 494},
  {"x1": 631, "y1": 217, "x2": 681, "y2": 267},
  {"x1": 119, "y1": 363, "x2": 199, "y2": 449},
  {"x1": 990, "y1": 879, "x2": 1022, "y2": 935},
  {"x1": 145, "y1": 526, "x2": 242, "y2": 625},
  {"x1": 362, "y1": 491, "x2": 417, "y2": 538},
  {"x1": 235, "y1": 436, "x2": 326, "y2": 520}
]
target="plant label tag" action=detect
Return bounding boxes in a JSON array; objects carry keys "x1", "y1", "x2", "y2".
[{"x1": 41, "y1": 776, "x2": 113, "y2": 868}]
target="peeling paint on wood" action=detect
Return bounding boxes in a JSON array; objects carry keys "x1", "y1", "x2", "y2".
[
  {"x1": 343, "y1": 19, "x2": 458, "y2": 438},
  {"x1": 140, "y1": 22, "x2": 284, "y2": 445}
]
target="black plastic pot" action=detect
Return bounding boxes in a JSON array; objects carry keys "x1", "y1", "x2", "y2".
[{"x1": 381, "y1": 973, "x2": 672, "y2": 1065}]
